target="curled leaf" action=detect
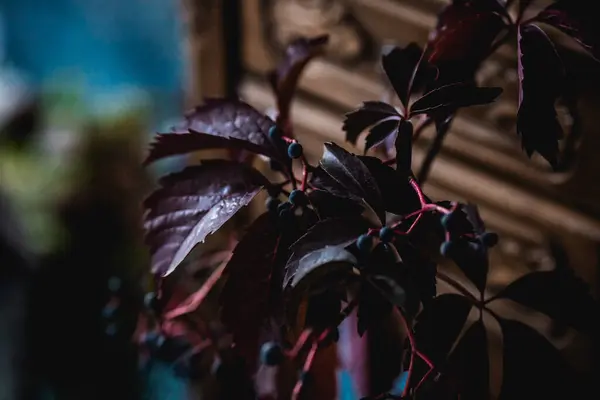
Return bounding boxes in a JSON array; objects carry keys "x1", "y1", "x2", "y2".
[
  {"x1": 269, "y1": 35, "x2": 329, "y2": 123},
  {"x1": 143, "y1": 160, "x2": 268, "y2": 276},
  {"x1": 343, "y1": 101, "x2": 401, "y2": 146},
  {"x1": 517, "y1": 24, "x2": 565, "y2": 167},
  {"x1": 319, "y1": 143, "x2": 386, "y2": 223},
  {"x1": 410, "y1": 82, "x2": 502, "y2": 117},
  {"x1": 170, "y1": 98, "x2": 280, "y2": 159},
  {"x1": 285, "y1": 217, "x2": 371, "y2": 287},
  {"x1": 289, "y1": 246, "x2": 357, "y2": 290},
  {"x1": 144, "y1": 130, "x2": 273, "y2": 166}
]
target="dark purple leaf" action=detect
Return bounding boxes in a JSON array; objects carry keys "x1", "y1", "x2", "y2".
[
  {"x1": 143, "y1": 160, "x2": 268, "y2": 276},
  {"x1": 448, "y1": 239, "x2": 489, "y2": 294},
  {"x1": 288, "y1": 246, "x2": 357, "y2": 289},
  {"x1": 364, "y1": 118, "x2": 400, "y2": 154},
  {"x1": 170, "y1": 98, "x2": 280, "y2": 158},
  {"x1": 446, "y1": 319, "x2": 489, "y2": 400},
  {"x1": 393, "y1": 240, "x2": 437, "y2": 307},
  {"x1": 284, "y1": 217, "x2": 371, "y2": 287},
  {"x1": 517, "y1": 24, "x2": 565, "y2": 167},
  {"x1": 536, "y1": 2, "x2": 600, "y2": 61},
  {"x1": 491, "y1": 268, "x2": 598, "y2": 333},
  {"x1": 357, "y1": 156, "x2": 421, "y2": 216},
  {"x1": 319, "y1": 143, "x2": 386, "y2": 223},
  {"x1": 307, "y1": 190, "x2": 365, "y2": 220},
  {"x1": 357, "y1": 279, "x2": 393, "y2": 336},
  {"x1": 428, "y1": 1, "x2": 507, "y2": 83},
  {"x1": 394, "y1": 119, "x2": 414, "y2": 174},
  {"x1": 368, "y1": 275, "x2": 407, "y2": 308},
  {"x1": 220, "y1": 213, "x2": 280, "y2": 368},
  {"x1": 463, "y1": 203, "x2": 485, "y2": 235},
  {"x1": 410, "y1": 82, "x2": 502, "y2": 117},
  {"x1": 498, "y1": 318, "x2": 585, "y2": 399},
  {"x1": 381, "y1": 43, "x2": 438, "y2": 107},
  {"x1": 414, "y1": 294, "x2": 472, "y2": 364},
  {"x1": 269, "y1": 35, "x2": 329, "y2": 123},
  {"x1": 343, "y1": 101, "x2": 401, "y2": 145},
  {"x1": 144, "y1": 130, "x2": 273, "y2": 166}
]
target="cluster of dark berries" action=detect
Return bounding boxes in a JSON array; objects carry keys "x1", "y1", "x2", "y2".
[
  {"x1": 439, "y1": 211, "x2": 498, "y2": 257},
  {"x1": 356, "y1": 226, "x2": 396, "y2": 255},
  {"x1": 268, "y1": 126, "x2": 303, "y2": 160}
]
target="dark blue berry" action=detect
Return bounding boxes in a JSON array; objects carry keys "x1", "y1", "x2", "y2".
[
  {"x1": 379, "y1": 227, "x2": 395, "y2": 242},
  {"x1": 440, "y1": 241, "x2": 454, "y2": 257},
  {"x1": 260, "y1": 342, "x2": 284, "y2": 366},
  {"x1": 266, "y1": 197, "x2": 280, "y2": 213},
  {"x1": 441, "y1": 213, "x2": 454, "y2": 229},
  {"x1": 144, "y1": 292, "x2": 157, "y2": 309},
  {"x1": 289, "y1": 189, "x2": 307, "y2": 206},
  {"x1": 357, "y1": 234, "x2": 374, "y2": 254},
  {"x1": 481, "y1": 231, "x2": 499, "y2": 248},
  {"x1": 287, "y1": 142, "x2": 303, "y2": 159},
  {"x1": 268, "y1": 125, "x2": 281, "y2": 140}
]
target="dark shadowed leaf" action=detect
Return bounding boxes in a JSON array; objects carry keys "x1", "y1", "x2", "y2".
[
  {"x1": 343, "y1": 101, "x2": 401, "y2": 145},
  {"x1": 394, "y1": 119, "x2": 414, "y2": 174},
  {"x1": 394, "y1": 240, "x2": 437, "y2": 307},
  {"x1": 170, "y1": 98, "x2": 279, "y2": 155},
  {"x1": 368, "y1": 275, "x2": 406, "y2": 308},
  {"x1": 144, "y1": 130, "x2": 274, "y2": 166},
  {"x1": 448, "y1": 239, "x2": 489, "y2": 294},
  {"x1": 143, "y1": 160, "x2": 268, "y2": 276},
  {"x1": 319, "y1": 143, "x2": 386, "y2": 223},
  {"x1": 446, "y1": 319, "x2": 489, "y2": 400},
  {"x1": 414, "y1": 294, "x2": 472, "y2": 364},
  {"x1": 381, "y1": 43, "x2": 438, "y2": 107},
  {"x1": 357, "y1": 280, "x2": 393, "y2": 336},
  {"x1": 357, "y1": 156, "x2": 421, "y2": 216},
  {"x1": 536, "y1": 2, "x2": 600, "y2": 61},
  {"x1": 517, "y1": 24, "x2": 565, "y2": 167},
  {"x1": 491, "y1": 268, "x2": 598, "y2": 333},
  {"x1": 365, "y1": 118, "x2": 401, "y2": 154},
  {"x1": 220, "y1": 213, "x2": 280, "y2": 367},
  {"x1": 498, "y1": 318, "x2": 585, "y2": 399},
  {"x1": 307, "y1": 190, "x2": 365, "y2": 220},
  {"x1": 284, "y1": 217, "x2": 371, "y2": 287},
  {"x1": 288, "y1": 246, "x2": 357, "y2": 289},
  {"x1": 463, "y1": 203, "x2": 485, "y2": 235},
  {"x1": 428, "y1": 1, "x2": 507, "y2": 83},
  {"x1": 269, "y1": 35, "x2": 329, "y2": 122},
  {"x1": 305, "y1": 290, "x2": 343, "y2": 332},
  {"x1": 410, "y1": 82, "x2": 502, "y2": 117}
]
